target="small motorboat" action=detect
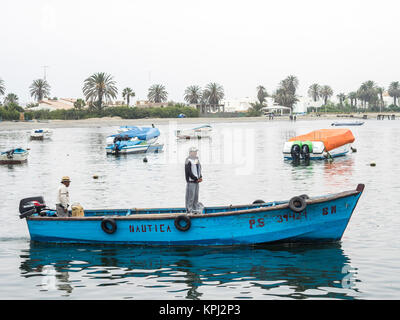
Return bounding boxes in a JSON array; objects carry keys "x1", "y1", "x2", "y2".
[
  {"x1": 106, "y1": 126, "x2": 164, "y2": 155},
  {"x1": 331, "y1": 121, "x2": 364, "y2": 126},
  {"x1": 30, "y1": 128, "x2": 52, "y2": 140},
  {"x1": 0, "y1": 148, "x2": 29, "y2": 164},
  {"x1": 19, "y1": 184, "x2": 365, "y2": 245},
  {"x1": 283, "y1": 129, "x2": 355, "y2": 161},
  {"x1": 176, "y1": 125, "x2": 212, "y2": 139}
]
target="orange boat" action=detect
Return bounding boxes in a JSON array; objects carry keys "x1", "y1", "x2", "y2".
[{"x1": 283, "y1": 129, "x2": 355, "y2": 160}]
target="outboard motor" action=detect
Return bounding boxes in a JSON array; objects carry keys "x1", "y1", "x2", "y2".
[
  {"x1": 301, "y1": 144, "x2": 310, "y2": 161},
  {"x1": 113, "y1": 140, "x2": 122, "y2": 155},
  {"x1": 290, "y1": 144, "x2": 301, "y2": 162},
  {"x1": 19, "y1": 196, "x2": 46, "y2": 219},
  {"x1": 6, "y1": 149, "x2": 15, "y2": 159}
]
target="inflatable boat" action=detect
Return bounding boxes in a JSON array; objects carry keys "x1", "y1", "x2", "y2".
[{"x1": 283, "y1": 129, "x2": 355, "y2": 161}]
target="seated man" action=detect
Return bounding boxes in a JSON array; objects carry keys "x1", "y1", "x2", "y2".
[{"x1": 56, "y1": 176, "x2": 71, "y2": 217}]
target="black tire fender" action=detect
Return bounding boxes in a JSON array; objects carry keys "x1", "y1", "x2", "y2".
[
  {"x1": 289, "y1": 196, "x2": 307, "y2": 212},
  {"x1": 101, "y1": 218, "x2": 117, "y2": 234},
  {"x1": 174, "y1": 215, "x2": 191, "y2": 232}
]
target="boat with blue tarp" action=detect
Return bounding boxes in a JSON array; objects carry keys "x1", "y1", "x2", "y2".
[
  {"x1": 19, "y1": 184, "x2": 364, "y2": 245},
  {"x1": 105, "y1": 126, "x2": 163, "y2": 155},
  {"x1": 30, "y1": 128, "x2": 52, "y2": 140},
  {"x1": 0, "y1": 148, "x2": 29, "y2": 164}
]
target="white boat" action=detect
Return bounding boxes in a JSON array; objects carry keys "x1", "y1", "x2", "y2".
[
  {"x1": 0, "y1": 148, "x2": 29, "y2": 164},
  {"x1": 283, "y1": 129, "x2": 355, "y2": 161},
  {"x1": 176, "y1": 125, "x2": 212, "y2": 139},
  {"x1": 331, "y1": 121, "x2": 364, "y2": 126},
  {"x1": 30, "y1": 128, "x2": 52, "y2": 140}
]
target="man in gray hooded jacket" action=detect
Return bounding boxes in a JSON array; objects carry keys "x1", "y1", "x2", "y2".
[{"x1": 185, "y1": 147, "x2": 203, "y2": 213}]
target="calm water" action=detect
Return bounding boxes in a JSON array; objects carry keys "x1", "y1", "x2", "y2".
[{"x1": 0, "y1": 119, "x2": 399, "y2": 300}]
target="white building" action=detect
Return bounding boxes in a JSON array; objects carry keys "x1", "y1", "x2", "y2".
[
  {"x1": 221, "y1": 96, "x2": 312, "y2": 113},
  {"x1": 28, "y1": 98, "x2": 76, "y2": 111},
  {"x1": 293, "y1": 96, "x2": 323, "y2": 113},
  {"x1": 221, "y1": 97, "x2": 256, "y2": 112}
]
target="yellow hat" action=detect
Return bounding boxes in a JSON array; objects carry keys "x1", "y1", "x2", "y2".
[{"x1": 61, "y1": 176, "x2": 71, "y2": 182}]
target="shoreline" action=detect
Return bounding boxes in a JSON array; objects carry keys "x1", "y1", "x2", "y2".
[{"x1": 0, "y1": 112, "x2": 398, "y2": 130}]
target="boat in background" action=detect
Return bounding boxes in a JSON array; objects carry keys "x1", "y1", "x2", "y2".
[
  {"x1": 30, "y1": 129, "x2": 52, "y2": 140},
  {"x1": 176, "y1": 125, "x2": 212, "y2": 139},
  {"x1": 331, "y1": 121, "x2": 364, "y2": 126},
  {"x1": 283, "y1": 129, "x2": 355, "y2": 160},
  {"x1": 19, "y1": 184, "x2": 365, "y2": 245},
  {"x1": 0, "y1": 148, "x2": 29, "y2": 164},
  {"x1": 106, "y1": 126, "x2": 164, "y2": 155}
]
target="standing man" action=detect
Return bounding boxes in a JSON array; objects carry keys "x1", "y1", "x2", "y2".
[
  {"x1": 56, "y1": 176, "x2": 71, "y2": 217},
  {"x1": 185, "y1": 147, "x2": 203, "y2": 213}
]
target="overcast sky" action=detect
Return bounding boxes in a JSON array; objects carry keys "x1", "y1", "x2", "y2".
[{"x1": 1, "y1": 0, "x2": 399, "y2": 104}]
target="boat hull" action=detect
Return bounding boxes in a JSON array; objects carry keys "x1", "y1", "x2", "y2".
[
  {"x1": 0, "y1": 150, "x2": 28, "y2": 164},
  {"x1": 176, "y1": 126, "x2": 212, "y2": 139},
  {"x1": 25, "y1": 186, "x2": 364, "y2": 245},
  {"x1": 106, "y1": 143, "x2": 164, "y2": 154},
  {"x1": 331, "y1": 122, "x2": 364, "y2": 126},
  {"x1": 30, "y1": 129, "x2": 52, "y2": 140},
  {"x1": 283, "y1": 143, "x2": 351, "y2": 160}
]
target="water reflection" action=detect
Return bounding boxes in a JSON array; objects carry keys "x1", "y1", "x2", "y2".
[
  {"x1": 19, "y1": 242, "x2": 359, "y2": 299},
  {"x1": 285, "y1": 155, "x2": 355, "y2": 189},
  {"x1": 324, "y1": 157, "x2": 354, "y2": 177}
]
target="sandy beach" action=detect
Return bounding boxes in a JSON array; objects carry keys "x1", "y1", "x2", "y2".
[{"x1": 0, "y1": 112, "x2": 398, "y2": 131}]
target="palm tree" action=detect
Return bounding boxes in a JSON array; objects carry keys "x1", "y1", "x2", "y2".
[
  {"x1": 308, "y1": 83, "x2": 320, "y2": 102},
  {"x1": 359, "y1": 81, "x2": 378, "y2": 109},
  {"x1": 336, "y1": 93, "x2": 346, "y2": 107},
  {"x1": 348, "y1": 92, "x2": 358, "y2": 108},
  {"x1": 122, "y1": 87, "x2": 135, "y2": 106},
  {"x1": 147, "y1": 84, "x2": 168, "y2": 103},
  {"x1": 0, "y1": 78, "x2": 5, "y2": 96},
  {"x1": 273, "y1": 75, "x2": 299, "y2": 112},
  {"x1": 83, "y1": 72, "x2": 118, "y2": 109},
  {"x1": 29, "y1": 79, "x2": 51, "y2": 102},
  {"x1": 388, "y1": 81, "x2": 400, "y2": 106},
  {"x1": 202, "y1": 82, "x2": 224, "y2": 106},
  {"x1": 256, "y1": 85, "x2": 268, "y2": 105},
  {"x1": 4, "y1": 93, "x2": 19, "y2": 105},
  {"x1": 376, "y1": 87, "x2": 385, "y2": 112},
  {"x1": 184, "y1": 85, "x2": 202, "y2": 104},
  {"x1": 320, "y1": 85, "x2": 333, "y2": 105}
]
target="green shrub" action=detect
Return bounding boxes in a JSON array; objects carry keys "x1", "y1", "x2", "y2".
[
  {"x1": 0, "y1": 107, "x2": 20, "y2": 120},
  {"x1": 22, "y1": 105, "x2": 199, "y2": 120}
]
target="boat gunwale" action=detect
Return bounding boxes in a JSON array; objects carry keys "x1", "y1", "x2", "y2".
[{"x1": 26, "y1": 188, "x2": 362, "y2": 222}]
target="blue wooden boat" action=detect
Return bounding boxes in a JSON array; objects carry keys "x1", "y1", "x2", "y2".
[{"x1": 19, "y1": 184, "x2": 364, "y2": 245}]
